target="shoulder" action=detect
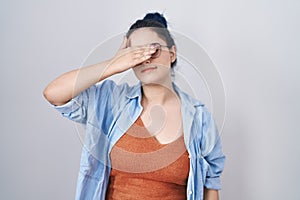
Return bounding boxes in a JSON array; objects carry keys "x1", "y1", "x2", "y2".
[
  {"x1": 95, "y1": 79, "x2": 141, "y2": 99},
  {"x1": 172, "y1": 82, "x2": 205, "y2": 107},
  {"x1": 173, "y1": 82, "x2": 214, "y2": 124}
]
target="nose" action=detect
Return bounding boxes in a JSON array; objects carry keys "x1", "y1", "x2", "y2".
[{"x1": 142, "y1": 58, "x2": 151, "y2": 65}]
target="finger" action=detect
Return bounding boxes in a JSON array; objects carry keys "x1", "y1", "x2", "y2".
[
  {"x1": 134, "y1": 53, "x2": 152, "y2": 63},
  {"x1": 133, "y1": 49, "x2": 155, "y2": 59},
  {"x1": 130, "y1": 43, "x2": 156, "y2": 51},
  {"x1": 122, "y1": 44, "x2": 156, "y2": 61},
  {"x1": 133, "y1": 47, "x2": 156, "y2": 56}
]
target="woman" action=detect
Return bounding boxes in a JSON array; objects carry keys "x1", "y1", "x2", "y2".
[{"x1": 43, "y1": 12, "x2": 225, "y2": 200}]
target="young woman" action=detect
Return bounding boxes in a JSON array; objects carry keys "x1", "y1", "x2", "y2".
[{"x1": 43, "y1": 12, "x2": 225, "y2": 200}]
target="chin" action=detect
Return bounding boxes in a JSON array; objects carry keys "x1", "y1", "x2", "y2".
[
  {"x1": 138, "y1": 77, "x2": 162, "y2": 85},
  {"x1": 134, "y1": 66, "x2": 171, "y2": 85},
  {"x1": 137, "y1": 74, "x2": 170, "y2": 86}
]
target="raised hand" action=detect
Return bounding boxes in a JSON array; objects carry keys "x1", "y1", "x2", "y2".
[{"x1": 107, "y1": 36, "x2": 158, "y2": 74}]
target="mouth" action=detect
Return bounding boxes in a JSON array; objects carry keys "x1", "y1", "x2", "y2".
[{"x1": 141, "y1": 66, "x2": 157, "y2": 73}]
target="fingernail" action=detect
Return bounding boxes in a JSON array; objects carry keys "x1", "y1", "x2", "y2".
[{"x1": 151, "y1": 44, "x2": 156, "y2": 49}]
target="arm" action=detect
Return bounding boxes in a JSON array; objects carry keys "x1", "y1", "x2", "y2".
[
  {"x1": 43, "y1": 37, "x2": 156, "y2": 106},
  {"x1": 43, "y1": 60, "x2": 112, "y2": 106},
  {"x1": 204, "y1": 188, "x2": 219, "y2": 200},
  {"x1": 200, "y1": 107, "x2": 225, "y2": 199}
]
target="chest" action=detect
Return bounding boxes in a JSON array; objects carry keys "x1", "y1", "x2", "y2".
[
  {"x1": 140, "y1": 103, "x2": 183, "y2": 144},
  {"x1": 110, "y1": 116, "x2": 190, "y2": 185}
]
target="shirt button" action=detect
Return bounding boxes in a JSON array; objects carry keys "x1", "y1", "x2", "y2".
[{"x1": 189, "y1": 190, "x2": 193, "y2": 195}]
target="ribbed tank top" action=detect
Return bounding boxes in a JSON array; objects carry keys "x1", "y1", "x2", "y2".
[{"x1": 106, "y1": 116, "x2": 190, "y2": 200}]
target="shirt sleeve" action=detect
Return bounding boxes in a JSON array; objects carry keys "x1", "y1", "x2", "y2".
[
  {"x1": 200, "y1": 107, "x2": 226, "y2": 190},
  {"x1": 51, "y1": 79, "x2": 117, "y2": 124}
]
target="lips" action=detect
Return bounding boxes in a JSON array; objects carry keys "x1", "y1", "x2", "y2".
[{"x1": 141, "y1": 66, "x2": 157, "y2": 73}]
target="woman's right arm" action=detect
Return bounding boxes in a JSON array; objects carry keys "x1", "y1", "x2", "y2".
[
  {"x1": 43, "y1": 37, "x2": 156, "y2": 106},
  {"x1": 43, "y1": 60, "x2": 114, "y2": 106}
]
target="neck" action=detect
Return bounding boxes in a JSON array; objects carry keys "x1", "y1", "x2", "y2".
[{"x1": 141, "y1": 80, "x2": 175, "y2": 105}]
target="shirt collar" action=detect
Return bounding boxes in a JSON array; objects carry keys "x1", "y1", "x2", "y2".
[
  {"x1": 172, "y1": 82, "x2": 204, "y2": 107},
  {"x1": 125, "y1": 81, "x2": 204, "y2": 107},
  {"x1": 125, "y1": 81, "x2": 142, "y2": 99}
]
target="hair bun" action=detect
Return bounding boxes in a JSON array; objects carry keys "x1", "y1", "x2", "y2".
[{"x1": 143, "y1": 12, "x2": 168, "y2": 28}]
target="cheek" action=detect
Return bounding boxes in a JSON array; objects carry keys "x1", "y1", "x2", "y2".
[
  {"x1": 152, "y1": 53, "x2": 171, "y2": 65},
  {"x1": 132, "y1": 67, "x2": 139, "y2": 76},
  {"x1": 132, "y1": 67, "x2": 138, "y2": 73}
]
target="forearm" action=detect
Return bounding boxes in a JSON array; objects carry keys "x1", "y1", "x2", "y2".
[
  {"x1": 43, "y1": 60, "x2": 115, "y2": 106},
  {"x1": 203, "y1": 188, "x2": 219, "y2": 200}
]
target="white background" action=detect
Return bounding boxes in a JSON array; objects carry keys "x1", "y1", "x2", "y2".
[{"x1": 1, "y1": 0, "x2": 299, "y2": 199}]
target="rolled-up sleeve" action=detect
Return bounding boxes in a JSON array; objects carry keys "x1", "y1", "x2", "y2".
[
  {"x1": 200, "y1": 107, "x2": 226, "y2": 190},
  {"x1": 51, "y1": 84, "x2": 98, "y2": 124},
  {"x1": 51, "y1": 79, "x2": 120, "y2": 125}
]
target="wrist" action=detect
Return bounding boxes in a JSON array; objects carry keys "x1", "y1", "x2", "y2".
[{"x1": 98, "y1": 59, "x2": 119, "y2": 81}]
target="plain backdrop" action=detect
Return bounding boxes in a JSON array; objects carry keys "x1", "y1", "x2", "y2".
[{"x1": 1, "y1": 0, "x2": 300, "y2": 199}]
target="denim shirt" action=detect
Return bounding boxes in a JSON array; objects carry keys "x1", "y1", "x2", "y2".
[{"x1": 53, "y1": 79, "x2": 225, "y2": 200}]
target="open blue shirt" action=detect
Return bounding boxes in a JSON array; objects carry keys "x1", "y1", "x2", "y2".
[{"x1": 53, "y1": 79, "x2": 225, "y2": 200}]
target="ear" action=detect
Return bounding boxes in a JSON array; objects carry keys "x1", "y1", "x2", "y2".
[{"x1": 169, "y1": 45, "x2": 177, "y2": 63}]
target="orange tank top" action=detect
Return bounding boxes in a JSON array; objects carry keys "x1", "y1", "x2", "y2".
[{"x1": 106, "y1": 116, "x2": 190, "y2": 200}]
